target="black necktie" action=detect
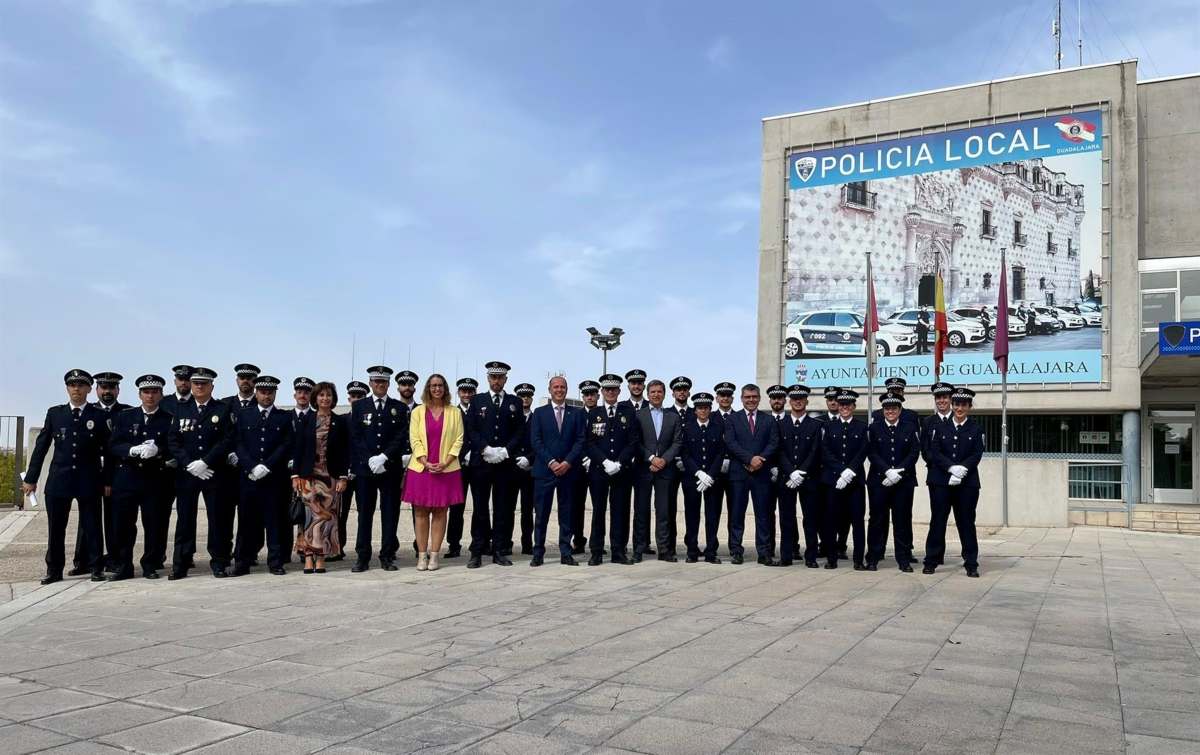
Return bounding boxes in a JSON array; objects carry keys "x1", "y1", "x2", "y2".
[
  {"x1": 376, "y1": 399, "x2": 383, "y2": 412},
  {"x1": 241, "y1": 399, "x2": 250, "y2": 408},
  {"x1": 608, "y1": 406, "x2": 615, "y2": 419},
  {"x1": 493, "y1": 394, "x2": 501, "y2": 409},
  {"x1": 261, "y1": 409, "x2": 269, "y2": 422}
]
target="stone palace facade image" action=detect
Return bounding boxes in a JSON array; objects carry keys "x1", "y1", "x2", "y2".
[{"x1": 785, "y1": 157, "x2": 1087, "y2": 314}]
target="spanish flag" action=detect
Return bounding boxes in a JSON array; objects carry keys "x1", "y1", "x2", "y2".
[{"x1": 933, "y1": 272, "x2": 948, "y2": 378}]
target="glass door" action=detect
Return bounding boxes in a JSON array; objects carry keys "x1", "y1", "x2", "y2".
[{"x1": 1149, "y1": 408, "x2": 1195, "y2": 504}]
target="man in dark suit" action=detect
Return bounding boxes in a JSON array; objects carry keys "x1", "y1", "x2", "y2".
[
  {"x1": 869, "y1": 377, "x2": 920, "y2": 427},
  {"x1": 511, "y1": 383, "x2": 536, "y2": 556},
  {"x1": 231, "y1": 376, "x2": 294, "y2": 575},
  {"x1": 923, "y1": 387, "x2": 985, "y2": 578},
  {"x1": 777, "y1": 384, "x2": 823, "y2": 567},
  {"x1": 166, "y1": 367, "x2": 235, "y2": 580},
  {"x1": 333, "y1": 380, "x2": 369, "y2": 561},
  {"x1": 22, "y1": 369, "x2": 111, "y2": 584},
  {"x1": 528, "y1": 376, "x2": 586, "y2": 566},
  {"x1": 106, "y1": 375, "x2": 175, "y2": 580},
  {"x1": 68, "y1": 371, "x2": 129, "y2": 576},
  {"x1": 866, "y1": 393, "x2": 921, "y2": 572},
  {"x1": 585, "y1": 373, "x2": 640, "y2": 565},
  {"x1": 679, "y1": 392, "x2": 724, "y2": 564},
  {"x1": 724, "y1": 383, "x2": 779, "y2": 565},
  {"x1": 572, "y1": 379, "x2": 601, "y2": 554},
  {"x1": 349, "y1": 365, "x2": 410, "y2": 572},
  {"x1": 446, "y1": 377, "x2": 478, "y2": 558},
  {"x1": 820, "y1": 389, "x2": 869, "y2": 569},
  {"x1": 633, "y1": 379, "x2": 683, "y2": 561},
  {"x1": 464, "y1": 361, "x2": 525, "y2": 568}
]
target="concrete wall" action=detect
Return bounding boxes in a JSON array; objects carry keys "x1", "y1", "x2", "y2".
[
  {"x1": 1138, "y1": 74, "x2": 1200, "y2": 260},
  {"x1": 759, "y1": 61, "x2": 1142, "y2": 414},
  {"x1": 910, "y1": 456, "x2": 1071, "y2": 527}
]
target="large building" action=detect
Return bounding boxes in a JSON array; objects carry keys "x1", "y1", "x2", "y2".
[{"x1": 758, "y1": 61, "x2": 1200, "y2": 531}]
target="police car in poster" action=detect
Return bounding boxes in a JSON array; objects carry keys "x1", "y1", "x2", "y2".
[{"x1": 783, "y1": 110, "x2": 1104, "y2": 388}]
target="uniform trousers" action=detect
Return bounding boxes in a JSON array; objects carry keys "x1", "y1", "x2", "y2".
[
  {"x1": 205, "y1": 470, "x2": 238, "y2": 572},
  {"x1": 867, "y1": 483, "x2": 915, "y2": 567},
  {"x1": 112, "y1": 476, "x2": 174, "y2": 575},
  {"x1": 588, "y1": 469, "x2": 632, "y2": 558},
  {"x1": 571, "y1": 473, "x2": 589, "y2": 551},
  {"x1": 531, "y1": 474, "x2": 574, "y2": 559},
  {"x1": 824, "y1": 484, "x2": 865, "y2": 565},
  {"x1": 667, "y1": 468, "x2": 683, "y2": 549},
  {"x1": 681, "y1": 476, "x2": 722, "y2": 559},
  {"x1": 355, "y1": 470, "x2": 402, "y2": 564},
  {"x1": 444, "y1": 468, "x2": 467, "y2": 553},
  {"x1": 773, "y1": 480, "x2": 800, "y2": 562},
  {"x1": 237, "y1": 476, "x2": 291, "y2": 570},
  {"x1": 468, "y1": 462, "x2": 515, "y2": 556},
  {"x1": 47, "y1": 494, "x2": 102, "y2": 576},
  {"x1": 923, "y1": 485, "x2": 979, "y2": 569},
  {"x1": 73, "y1": 492, "x2": 116, "y2": 571},
  {"x1": 792, "y1": 481, "x2": 823, "y2": 562},
  {"x1": 512, "y1": 469, "x2": 533, "y2": 554},
  {"x1": 172, "y1": 478, "x2": 223, "y2": 573},
  {"x1": 633, "y1": 469, "x2": 672, "y2": 555},
  {"x1": 729, "y1": 474, "x2": 774, "y2": 559},
  {"x1": 337, "y1": 483, "x2": 354, "y2": 556}
]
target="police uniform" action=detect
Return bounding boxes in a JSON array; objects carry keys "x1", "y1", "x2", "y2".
[
  {"x1": 107, "y1": 375, "x2": 175, "y2": 580},
  {"x1": 815, "y1": 386, "x2": 851, "y2": 559},
  {"x1": 24, "y1": 370, "x2": 111, "y2": 583},
  {"x1": 229, "y1": 377, "x2": 295, "y2": 574},
  {"x1": 922, "y1": 388, "x2": 984, "y2": 577},
  {"x1": 335, "y1": 380, "x2": 369, "y2": 559},
  {"x1": 678, "y1": 393, "x2": 724, "y2": 563},
  {"x1": 223, "y1": 364, "x2": 262, "y2": 567},
  {"x1": 869, "y1": 378, "x2": 920, "y2": 428},
  {"x1": 511, "y1": 383, "x2": 536, "y2": 556},
  {"x1": 866, "y1": 393, "x2": 921, "y2": 571},
  {"x1": 665, "y1": 376, "x2": 693, "y2": 555},
  {"x1": 284, "y1": 375, "x2": 317, "y2": 562},
  {"x1": 710, "y1": 381, "x2": 738, "y2": 554},
  {"x1": 464, "y1": 362, "x2": 524, "y2": 567},
  {"x1": 572, "y1": 379, "x2": 601, "y2": 554},
  {"x1": 619, "y1": 369, "x2": 652, "y2": 555},
  {"x1": 584, "y1": 374, "x2": 640, "y2": 564},
  {"x1": 166, "y1": 368, "x2": 236, "y2": 579},
  {"x1": 160, "y1": 365, "x2": 195, "y2": 417},
  {"x1": 70, "y1": 371, "x2": 129, "y2": 576},
  {"x1": 921, "y1": 382, "x2": 956, "y2": 462},
  {"x1": 349, "y1": 366, "x2": 411, "y2": 571},
  {"x1": 444, "y1": 378, "x2": 477, "y2": 558},
  {"x1": 777, "y1": 385, "x2": 823, "y2": 566},
  {"x1": 765, "y1": 384, "x2": 790, "y2": 559},
  {"x1": 819, "y1": 390, "x2": 868, "y2": 568}
]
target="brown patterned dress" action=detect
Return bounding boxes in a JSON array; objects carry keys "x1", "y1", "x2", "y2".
[{"x1": 295, "y1": 414, "x2": 341, "y2": 557}]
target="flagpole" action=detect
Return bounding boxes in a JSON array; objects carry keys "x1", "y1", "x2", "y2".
[
  {"x1": 996, "y1": 248, "x2": 1011, "y2": 529},
  {"x1": 1001, "y1": 360, "x2": 1009, "y2": 528}
]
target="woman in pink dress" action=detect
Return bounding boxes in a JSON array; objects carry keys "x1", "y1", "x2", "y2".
[{"x1": 403, "y1": 374, "x2": 465, "y2": 571}]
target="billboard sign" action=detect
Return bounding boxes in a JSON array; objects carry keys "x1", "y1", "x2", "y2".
[
  {"x1": 1159, "y1": 321, "x2": 1200, "y2": 356},
  {"x1": 783, "y1": 109, "x2": 1104, "y2": 389}
]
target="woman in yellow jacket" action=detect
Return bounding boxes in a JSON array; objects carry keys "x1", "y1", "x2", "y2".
[{"x1": 403, "y1": 374, "x2": 465, "y2": 571}]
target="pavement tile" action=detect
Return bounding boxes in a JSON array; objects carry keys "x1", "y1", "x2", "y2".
[
  {"x1": 212, "y1": 659, "x2": 322, "y2": 688},
  {"x1": 0, "y1": 723, "x2": 74, "y2": 754},
  {"x1": 72, "y1": 668, "x2": 193, "y2": 699},
  {"x1": 756, "y1": 685, "x2": 902, "y2": 746},
  {"x1": 1124, "y1": 707, "x2": 1200, "y2": 742},
  {"x1": 4, "y1": 688, "x2": 109, "y2": 722},
  {"x1": 1125, "y1": 734, "x2": 1200, "y2": 754},
  {"x1": 0, "y1": 676, "x2": 48, "y2": 700},
  {"x1": 194, "y1": 688, "x2": 326, "y2": 727},
  {"x1": 425, "y1": 689, "x2": 556, "y2": 728},
  {"x1": 656, "y1": 689, "x2": 779, "y2": 729},
  {"x1": 186, "y1": 729, "x2": 332, "y2": 754},
  {"x1": 273, "y1": 697, "x2": 407, "y2": 742},
  {"x1": 510, "y1": 701, "x2": 640, "y2": 745},
  {"x1": 570, "y1": 682, "x2": 679, "y2": 713},
  {"x1": 26, "y1": 699, "x2": 173, "y2": 738},
  {"x1": 130, "y1": 678, "x2": 258, "y2": 713},
  {"x1": 457, "y1": 730, "x2": 591, "y2": 754},
  {"x1": 96, "y1": 714, "x2": 249, "y2": 754},
  {"x1": 606, "y1": 714, "x2": 744, "y2": 755},
  {"x1": 725, "y1": 730, "x2": 861, "y2": 754},
  {"x1": 348, "y1": 714, "x2": 494, "y2": 754}
]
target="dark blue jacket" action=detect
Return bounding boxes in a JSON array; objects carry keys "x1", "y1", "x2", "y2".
[
  {"x1": 159, "y1": 393, "x2": 192, "y2": 417},
  {"x1": 927, "y1": 417, "x2": 985, "y2": 488},
  {"x1": 867, "y1": 420, "x2": 921, "y2": 488},
  {"x1": 109, "y1": 407, "x2": 174, "y2": 491},
  {"x1": 819, "y1": 417, "x2": 869, "y2": 485},
  {"x1": 465, "y1": 391, "x2": 525, "y2": 467},
  {"x1": 680, "y1": 417, "x2": 726, "y2": 479},
  {"x1": 236, "y1": 405, "x2": 295, "y2": 479},
  {"x1": 777, "y1": 414, "x2": 822, "y2": 480},
  {"x1": 921, "y1": 412, "x2": 954, "y2": 461},
  {"x1": 723, "y1": 410, "x2": 779, "y2": 481},
  {"x1": 168, "y1": 399, "x2": 235, "y2": 471},
  {"x1": 870, "y1": 407, "x2": 920, "y2": 428},
  {"x1": 25, "y1": 404, "x2": 110, "y2": 499},
  {"x1": 529, "y1": 403, "x2": 586, "y2": 480},
  {"x1": 291, "y1": 411, "x2": 349, "y2": 479},
  {"x1": 349, "y1": 395, "x2": 410, "y2": 474},
  {"x1": 585, "y1": 403, "x2": 641, "y2": 476}
]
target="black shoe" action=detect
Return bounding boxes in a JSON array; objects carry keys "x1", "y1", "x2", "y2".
[
  {"x1": 685, "y1": 554, "x2": 699, "y2": 563},
  {"x1": 778, "y1": 559, "x2": 794, "y2": 567},
  {"x1": 328, "y1": 553, "x2": 345, "y2": 562},
  {"x1": 269, "y1": 567, "x2": 286, "y2": 575},
  {"x1": 865, "y1": 563, "x2": 878, "y2": 572},
  {"x1": 756, "y1": 555, "x2": 771, "y2": 566},
  {"x1": 588, "y1": 553, "x2": 603, "y2": 566},
  {"x1": 212, "y1": 569, "x2": 228, "y2": 579},
  {"x1": 899, "y1": 564, "x2": 914, "y2": 573},
  {"x1": 167, "y1": 570, "x2": 187, "y2": 581},
  {"x1": 303, "y1": 568, "x2": 315, "y2": 575},
  {"x1": 67, "y1": 566, "x2": 89, "y2": 577},
  {"x1": 90, "y1": 571, "x2": 106, "y2": 582},
  {"x1": 351, "y1": 562, "x2": 369, "y2": 573},
  {"x1": 632, "y1": 553, "x2": 643, "y2": 564},
  {"x1": 381, "y1": 560, "x2": 398, "y2": 572},
  {"x1": 658, "y1": 554, "x2": 678, "y2": 563},
  {"x1": 467, "y1": 555, "x2": 482, "y2": 569},
  {"x1": 560, "y1": 555, "x2": 578, "y2": 566},
  {"x1": 704, "y1": 555, "x2": 722, "y2": 564},
  {"x1": 922, "y1": 565, "x2": 936, "y2": 574},
  {"x1": 143, "y1": 570, "x2": 159, "y2": 579},
  {"x1": 530, "y1": 555, "x2": 544, "y2": 567},
  {"x1": 805, "y1": 560, "x2": 819, "y2": 568},
  {"x1": 853, "y1": 563, "x2": 866, "y2": 571},
  {"x1": 612, "y1": 554, "x2": 632, "y2": 565},
  {"x1": 643, "y1": 547, "x2": 656, "y2": 556},
  {"x1": 824, "y1": 561, "x2": 837, "y2": 569},
  {"x1": 965, "y1": 567, "x2": 980, "y2": 578},
  {"x1": 730, "y1": 554, "x2": 744, "y2": 565},
  {"x1": 493, "y1": 554, "x2": 513, "y2": 566},
  {"x1": 106, "y1": 570, "x2": 133, "y2": 582},
  {"x1": 571, "y1": 543, "x2": 586, "y2": 555},
  {"x1": 445, "y1": 547, "x2": 461, "y2": 558},
  {"x1": 40, "y1": 574, "x2": 62, "y2": 585}
]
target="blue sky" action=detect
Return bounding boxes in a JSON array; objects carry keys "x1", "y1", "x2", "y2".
[{"x1": 1, "y1": 0, "x2": 1195, "y2": 420}]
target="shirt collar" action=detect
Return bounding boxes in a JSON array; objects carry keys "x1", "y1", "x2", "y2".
[
  {"x1": 954, "y1": 417, "x2": 968, "y2": 428},
  {"x1": 886, "y1": 419, "x2": 898, "y2": 428},
  {"x1": 68, "y1": 402, "x2": 87, "y2": 411}
]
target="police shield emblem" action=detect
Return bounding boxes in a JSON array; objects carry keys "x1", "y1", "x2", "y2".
[
  {"x1": 211, "y1": 415, "x2": 220, "y2": 424},
  {"x1": 391, "y1": 408, "x2": 397, "y2": 416},
  {"x1": 795, "y1": 156, "x2": 817, "y2": 182},
  {"x1": 86, "y1": 419, "x2": 95, "y2": 430},
  {"x1": 1162, "y1": 324, "x2": 1187, "y2": 348}
]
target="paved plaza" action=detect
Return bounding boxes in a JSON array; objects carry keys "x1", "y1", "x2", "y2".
[{"x1": 0, "y1": 505, "x2": 1198, "y2": 754}]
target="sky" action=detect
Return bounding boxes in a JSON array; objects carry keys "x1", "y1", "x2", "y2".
[{"x1": 1, "y1": 0, "x2": 1196, "y2": 423}]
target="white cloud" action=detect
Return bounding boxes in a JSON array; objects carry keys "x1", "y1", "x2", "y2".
[
  {"x1": 706, "y1": 36, "x2": 733, "y2": 68},
  {"x1": 90, "y1": 0, "x2": 251, "y2": 144},
  {"x1": 531, "y1": 234, "x2": 615, "y2": 291},
  {"x1": 0, "y1": 104, "x2": 131, "y2": 189}
]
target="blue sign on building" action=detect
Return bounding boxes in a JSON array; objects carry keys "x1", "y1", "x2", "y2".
[{"x1": 1159, "y1": 321, "x2": 1200, "y2": 356}]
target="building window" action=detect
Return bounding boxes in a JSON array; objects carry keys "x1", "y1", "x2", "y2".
[
  {"x1": 1033, "y1": 167, "x2": 1041, "y2": 184},
  {"x1": 1014, "y1": 220, "x2": 1027, "y2": 247},
  {"x1": 1039, "y1": 277, "x2": 1046, "y2": 290},
  {"x1": 976, "y1": 414, "x2": 1123, "y2": 456},
  {"x1": 840, "y1": 181, "x2": 877, "y2": 211},
  {"x1": 1068, "y1": 238, "x2": 1075, "y2": 257},
  {"x1": 981, "y1": 209, "x2": 996, "y2": 239},
  {"x1": 1013, "y1": 266, "x2": 1026, "y2": 300},
  {"x1": 1068, "y1": 462, "x2": 1123, "y2": 500},
  {"x1": 983, "y1": 272, "x2": 992, "y2": 289},
  {"x1": 1047, "y1": 231, "x2": 1057, "y2": 254}
]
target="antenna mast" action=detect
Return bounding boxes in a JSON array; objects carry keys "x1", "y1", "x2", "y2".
[
  {"x1": 1077, "y1": 0, "x2": 1082, "y2": 66},
  {"x1": 1054, "y1": 0, "x2": 1063, "y2": 69}
]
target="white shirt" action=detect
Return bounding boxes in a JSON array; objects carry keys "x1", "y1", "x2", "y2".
[
  {"x1": 886, "y1": 420, "x2": 899, "y2": 428},
  {"x1": 953, "y1": 418, "x2": 968, "y2": 429},
  {"x1": 791, "y1": 414, "x2": 806, "y2": 425},
  {"x1": 68, "y1": 402, "x2": 87, "y2": 412}
]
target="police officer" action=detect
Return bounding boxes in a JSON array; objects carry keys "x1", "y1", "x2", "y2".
[
  {"x1": 293, "y1": 376, "x2": 316, "y2": 425},
  {"x1": 70, "y1": 371, "x2": 129, "y2": 576},
  {"x1": 818, "y1": 386, "x2": 842, "y2": 422},
  {"x1": 464, "y1": 362, "x2": 524, "y2": 568},
  {"x1": 572, "y1": 379, "x2": 601, "y2": 554},
  {"x1": 232, "y1": 376, "x2": 295, "y2": 576},
  {"x1": 224, "y1": 365, "x2": 260, "y2": 411},
  {"x1": 224, "y1": 364, "x2": 261, "y2": 566},
  {"x1": 765, "y1": 384, "x2": 790, "y2": 557},
  {"x1": 333, "y1": 380, "x2": 370, "y2": 561},
  {"x1": 23, "y1": 370, "x2": 110, "y2": 584},
  {"x1": 160, "y1": 365, "x2": 194, "y2": 416},
  {"x1": 866, "y1": 393, "x2": 921, "y2": 572},
  {"x1": 679, "y1": 392, "x2": 724, "y2": 564},
  {"x1": 585, "y1": 374, "x2": 640, "y2": 565},
  {"x1": 167, "y1": 367, "x2": 235, "y2": 580},
  {"x1": 923, "y1": 387, "x2": 984, "y2": 578},
  {"x1": 922, "y1": 382, "x2": 956, "y2": 459},
  {"x1": 106, "y1": 374, "x2": 174, "y2": 580},
  {"x1": 820, "y1": 389, "x2": 868, "y2": 569},
  {"x1": 619, "y1": 369, "x2": 648, "y2": 413},
  {"x1": 777, "y1": 385, "x2": 823, "y2": 568},
  {"x1": 665, "y1": 376, "x2": 692, "y2": 555},
  {"x1": 817, "y1": 386, "x2": 852, "y2": 560},
  {"x1": 511, "y1": 383, "x2": 536, "y2": 556},
  {"x1": 349, "y1": 366, "x2": 410, "y2": 572},
  {"x1": 711, "y1": 381, "x2": 737, "y2": 550},
  {"x1": 445, "y1": 377, "x2": 478, "y2": 558},
  {"x1": 870, "y1": 378, "x2": 920, "y2": 427},
  {"x1": 396, "y1": 370, "x2": 419, "y2": 412}
]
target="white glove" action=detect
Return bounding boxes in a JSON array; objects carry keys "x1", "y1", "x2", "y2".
[
  {"x1": 249, "y1": 464, "x2": 270, "y2": 481},
  {"x1": 842, "y1": 468, "x2": 856, "y2": 481},
  {"x1": 696, "y1": 478, "x2": 712, "y2": 493},
  {"x1": 696, "y1": 470, "x2": 715, "y2": 488},
  {"x1": 720, "y1": 459, "x2": 730, "y2": 474},
  {"x1": 186, "y1": 459, "x2": 210, "y2": 478},
  {"x1": 675, "y1": 458, "x2": 684, "y2": 471},
  {"x1": 140, "y1": 442, "x2": 159, "y2": 459},
  {"x1": 227, "y1": 452, "x2": 238, "y2": 466},
  {"x1": 949, "y1": 475, "x2": 963, "y2": 486},
  {"x1": 603, "y1": 459, "x2": 621, "y2": 476},
  {"x1": 493, "y1": 447, "x2": 509, "y2": 462},
  {"x1": 770, "y1": 467, "x2": 778, "y2": 482},
  {"x1": 368, "y1": 453, "x2": 388, "y2": 474},
  {"x1": 949, "y1": 465, "x2": 968, "y2": 479},
  {"x1": 788, "y1": 470, "x2": 803, "y2": 485},
  {"x1": 881, "y1": 476, "x2": 896, "y2": 488},
  {"x1": 583, "y1": 457, "x2": 591, "y2": 472},
  {"x1": 835, "y1": 477, "x2": 848, "y2": 491},
  {"x1": 482, "y1": 446, "x2": 502, "y2": 464},
  {"x1": 197, "y1": 468, "x2": 214, "y2": 481},
  {"x1": 402, "y1": 454, "x2": 412, "y2": 467},
  {"x1": 129, "y1": 444, "x2": 145, "y2": 459},
  {"x1": 885, "y1": 468, "x2": 903, "y2": 485},
  {"x1": 516, "y1": 456, "x2": 531, "y2": 471}
]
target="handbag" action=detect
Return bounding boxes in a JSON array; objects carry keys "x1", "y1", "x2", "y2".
[{"x1": 289, "y1": 490, "x2": 306, "y2": 526}]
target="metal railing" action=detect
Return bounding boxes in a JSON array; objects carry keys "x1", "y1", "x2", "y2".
[
  {"x1": 1013, "y1": 232, "x2": 1028, "y2": 246},
  {"x1": 1067, "y1": 460, "x2": 1124, "y2": 501},
  {"x1": 0, "y1": 416, "x2": 25, "y2": 508},
  {"x1": 840, "y1": 184, "x2": 877, "y2": 210},
  {"x1": 1047, "y1": 241, "x2": 1059, "y2": 254},
  {"x1": 980, "y1": 223, "x2": 997, "y2": 239}
]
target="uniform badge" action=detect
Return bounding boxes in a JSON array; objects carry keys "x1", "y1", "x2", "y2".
[
  {"x1": 509, "y1": 405, "x2": 516, "y2": 413},
  {"x1": 106, "y1": 418, "x2": 114, "y2": 430},
  {"x1": 391, "y1": 408, "x2": 397, "y2": 416},
  {"x1": 86, "y1": 419, "x2": 95, "y2": 430},
  {"x1": 620, "y1": 416, "x2": 627, "y2": 425},
  {"x1": 363, "y1": 413, "x2": 373, "y2": 425},
  {"x1": 211, "y1": 415, "x2": 220, "y2": 424}
]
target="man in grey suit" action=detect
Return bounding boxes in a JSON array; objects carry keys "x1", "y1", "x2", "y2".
[{"x1": 633, "y1": 379, "x2": 683, "y2": 562}]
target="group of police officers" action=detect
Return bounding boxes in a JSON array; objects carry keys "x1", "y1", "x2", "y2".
[{"x1": 22, "y1": 361, "x2": 985, "y2": 585}]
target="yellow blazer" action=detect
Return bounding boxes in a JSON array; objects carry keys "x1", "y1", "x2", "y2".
[{"x1": 406, "y1": 404, "x2": 464, "y2": 473}]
